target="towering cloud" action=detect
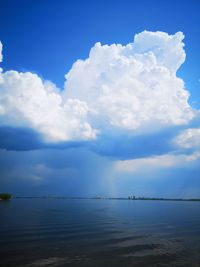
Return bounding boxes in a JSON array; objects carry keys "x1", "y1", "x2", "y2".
[
  {"x1": 65, "y1": 31, "x2": 194, "y2": 133},
  {"x1": 0, "y1": 31, "x2": 196, "y2": 142}
]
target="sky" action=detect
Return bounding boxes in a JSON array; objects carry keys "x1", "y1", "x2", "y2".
[{"x1": 0, "y1": 0, "x2": 200, "y2": 198}]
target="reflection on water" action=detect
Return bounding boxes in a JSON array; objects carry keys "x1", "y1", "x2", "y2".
[{"x1": 0, "y1": 199, "x2": 200, "y2": 266}]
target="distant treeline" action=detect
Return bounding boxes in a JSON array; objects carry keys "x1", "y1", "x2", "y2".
[
  {"x1": 8, "y1": 195, "x2": 200, "y2": 202},
  {"x1": 128, "y1": 196, "x2": 200, "y2": 201},
  {"x1": 0, "y1": 193, "x2": 12, "y2": 200}
]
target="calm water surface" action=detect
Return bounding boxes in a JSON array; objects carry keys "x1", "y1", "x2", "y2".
[{"x1": 0, "y1": 199, "x2": 200, "y2": 267}]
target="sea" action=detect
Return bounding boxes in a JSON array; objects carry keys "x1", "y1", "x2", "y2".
[{"x1": 0, "y1": 198, "x2": 200, "y2": 267}]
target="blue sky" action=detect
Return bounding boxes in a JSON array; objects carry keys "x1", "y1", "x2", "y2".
[{"x1": 0, "y1": 0, "x2": 200, "y2": 197}]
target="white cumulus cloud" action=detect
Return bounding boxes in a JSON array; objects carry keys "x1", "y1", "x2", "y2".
[
  {"x1": 174, "y1": 128, "x2": 200, "y2": 149},
  {"x1": 65, "y1": 31, "x2": 195, "y2": 133},
  {"x1": 0, "y1": 71, "x2": 97, "y2": 141},
  {"x1": 0, "y1": 31, "x2": 196, "y2": 142}
]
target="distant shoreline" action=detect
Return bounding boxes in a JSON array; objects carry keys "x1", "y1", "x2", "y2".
[{"x1": 12, "y1": 196, "x2": 200, "y2": 202}]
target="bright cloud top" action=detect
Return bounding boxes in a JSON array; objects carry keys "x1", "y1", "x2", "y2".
[
  {"x1": 65, "y1": 31, "x2": 194, "y2": 132},
  {"x1": 0, "y1": 31, "x2": 196, "y2": 142}
]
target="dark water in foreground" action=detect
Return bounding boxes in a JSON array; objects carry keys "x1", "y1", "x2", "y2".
[{"x1": 0, "y1": 199, "x2": 200, "y2": 267}]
